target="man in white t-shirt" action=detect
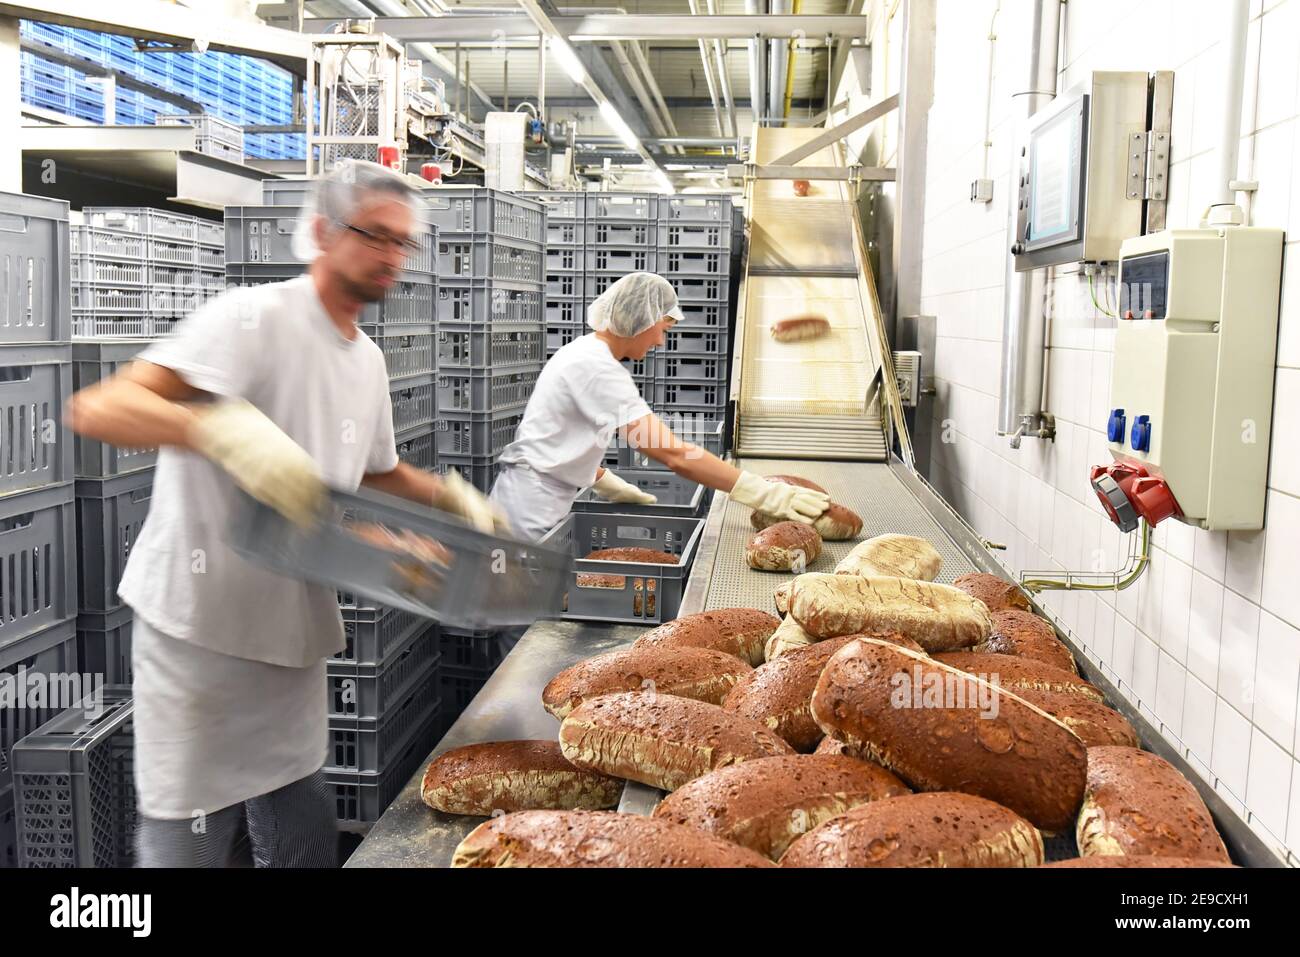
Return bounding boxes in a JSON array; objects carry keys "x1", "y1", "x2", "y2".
[
  {"x1": 66, "y1": 161, "x2": 501, "y2": 867},
  {"x1": 491, "y1": 272, "x2": 831, "y2": 539}
]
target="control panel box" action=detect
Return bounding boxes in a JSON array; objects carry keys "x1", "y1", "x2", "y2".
[{"x1": 1097, "y1": 226, "x2": 1284, "y2": 531}]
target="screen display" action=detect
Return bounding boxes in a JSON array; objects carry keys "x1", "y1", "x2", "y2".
[
  {"x1": 1119, "y1": 251, "x2": 1169, "y2": 320},
  {"x1": 1025, "y1": 97, "x2": 1085, "y2": 249}
]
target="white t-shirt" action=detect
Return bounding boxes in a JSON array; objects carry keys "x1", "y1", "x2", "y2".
[
  {"x1": 117, "y1": 275, "x2": 399, "y2": 668},
  {"x1": 496, "y1": 333, "x2": 652, "y2": 488}
]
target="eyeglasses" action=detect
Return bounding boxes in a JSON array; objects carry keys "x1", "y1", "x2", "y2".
[{"x1": 343, "y1": 222, "x2": 423, "y2": 254}]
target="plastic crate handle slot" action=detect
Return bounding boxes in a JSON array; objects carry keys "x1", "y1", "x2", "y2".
[
  {"x1": 0, "y1": 513, "x2": 34, "y2": 534},
  {"x1": 0, "y1": 365, "x2": 33, "y2": 384},
  {"x1": 0, "y1": 214, "x2": 30, "y2": 235}
]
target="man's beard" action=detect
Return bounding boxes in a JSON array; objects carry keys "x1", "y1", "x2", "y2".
[{"x1": 342, "y1": 272, "x2": 389, "y2": 304}]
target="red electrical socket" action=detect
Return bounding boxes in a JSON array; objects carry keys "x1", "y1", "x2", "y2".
[{"x1": 1090, "y1": 462, "x2": 1182, "y2": 532}]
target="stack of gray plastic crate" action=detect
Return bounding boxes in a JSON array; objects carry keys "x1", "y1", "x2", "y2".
[
  {"x1": 423, "y1": 187, "x2": 545, "y2": 496},
  {"x1": 0, "y1": 191, "x2": 78, "y2": 869},
  {"x1": 76, "y1": 206, "x2": 225, "y2": 339},
  {"x1": 537, "y1": 190, "x2": 587, "y2": 360}
]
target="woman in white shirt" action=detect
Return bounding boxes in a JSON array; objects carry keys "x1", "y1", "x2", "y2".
[{"x1": 489, "y1": 272, "x2": 830, "y2": 540}]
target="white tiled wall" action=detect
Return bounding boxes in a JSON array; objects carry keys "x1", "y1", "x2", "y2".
[{"x1": 919, "y1": 0, "x2": 1300, "y2": 864}]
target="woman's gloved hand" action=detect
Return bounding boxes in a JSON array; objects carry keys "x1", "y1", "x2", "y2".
[
  {"x1": 592, "y1": 469, "x2": 657, "y2": 505},
  {"x1": 437, "y1": 470, "x2": 509, "y2": 535},
  {"x1": 191, "y1": 398, "x2": 326, "y2": 527},
  {"x1": 729, "y1": 471, "x2": 829, "y2": 525}
]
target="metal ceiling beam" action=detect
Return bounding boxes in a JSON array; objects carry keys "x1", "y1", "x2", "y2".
[
  {"x1": 299, "y1": 15, "x2": 868, "y2": 42},
  {"x1": 768, "y1": 92, "x2": 899, "y2": 166}
]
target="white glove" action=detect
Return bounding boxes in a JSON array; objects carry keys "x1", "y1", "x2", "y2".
[
  {"x1": 191, "y1": 398, "x2": 326, "y2": 527},
  {"x1": 730, "y1": 471, "x2": 829, "y2": 525},
  {"x1": 437, "y1": 469, "x2": 506, "y2": 535},
  {"x1": 592, "y1": 469, "x2": 657, "y2": 505}
]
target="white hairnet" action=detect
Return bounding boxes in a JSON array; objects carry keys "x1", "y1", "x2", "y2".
[
  {"x1": 290, "y1": 159, "x2": 419, "y2": 261},
  {"x1": 586, "y1": 272, "x2": 685, "y2": 338}
]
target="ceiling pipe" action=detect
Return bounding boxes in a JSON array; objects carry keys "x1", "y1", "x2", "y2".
[
  {"x1": 609, "y1": 38, "x2": 671, "y2": 140},
  {"x1": 745, "y1": 0, "x2": 767, "y2": 123},
  {"x1": 1206, "y1": 0, "x2": 1249, "y2": 225},
  {"x1": 705, "y1": 0, "x2": 739, "y2": 145},
  {"x1": 686, "y1": 0, "x2": 727, "y2": 138},
  {"x1": 768, "y1": 0, "x2": 789, "y2": 121},
  {"x1": 626, "y1": 39, "x2": 683, "y2": 154}
]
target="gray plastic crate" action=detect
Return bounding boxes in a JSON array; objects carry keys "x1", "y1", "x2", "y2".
[
  {"x1": 663, "y1": 327, "x2": 729, "y2": 355},
  {"x1": 540, "y1": 511, "x2": 703, "y2": 625},
  {"x1": 0, "y1": 194, "x2": 86, "y2": 346},
  {"x1": 436, "y1": 454, "x2": 501, "y2": 495},
  {"x1": 75, "y1": 470, "x2": 153, "y2": 615},
  {"x1": 546, "y1": 270, "x2": 582, "y2": 298},
  {"x1": 420, "y1": 188, "x2": 545, "y2": 244},
  {"x1": 262, "y1": 177, "x2": 311, "y2": 206},
  {"x1": 436, "y1": 279, "x2": 544, "y2": 327},
  {"x1": 70, "y1": 225, "x2": 145, "y2": 261},
  {"x1": 147, "y1": 235, "x2": 197, "y2": 267},
  {"x1": 326, "y1": 621, "x2": 438, "y2": 719},
  {"x1": 546, "y1": 323, "x2": 580, "y2": 354},
  {"x1": 70, "y1": 255, "x2": 146, "y2": 286},
  {"x1": 13, "y1": 687, "x2": 135, "y2": 868},
  {"x1": 546, "y1": 219, "x2": 583, "y2": 246},
  {"x1": 0, "y1": 485, "x2": 76, "y2": 656},
  {"x1": 572, "y1": 469, "x2": 707, "y2": 518},
  {"x1": 1, "y1": 783, "x2": 14, "y2": 868},
  {"x1": 545, "y1": 246, "x2": 583, "y2": 272},
  {"x1": 435, "y1": 409, "x2": 523, "y2": 457},
  {"x1": 70, "y1": 282, "x2": 146, "y2": 316},
  {"x1": 617, "y1": 416, "x2": 724, "y2": 470},
  {"x1": 661, "y1": 249, "x2": 727, "y2": 276},
  {"x1": 533, "y1": 190, "x2": 587, "y2": 222},
  {"x1": 83, "y1": 206, "x2": 195, "y2": 241},
  {"x1": 659, "y1": 195, "x2": 731, "y2": 223},
  {"x1": 436, "y1": 366, "x2": 540, "y2": 415},
  {"x1": 544, "y1": 298, "x2": 584, "y2": 327},
  {"x1": 76, "y1": 605, "x2": 133, "y2": 685},
  {"x1": 194, "y1": 218, "x2": 224, "y2": 247},
  {"x1": 585, "y1": 220, "x2": 658, "y2": 247},
  {"x1": 0, "y1": 343, "x2": 73, "y2": 494},
  {"x1": 436, "y1": 325, "x2": 544, "y2": 371},
  {"x1": 584, "y1": 273, "x2": 617, "y2": 300},
  {"x1": 654, "y1": 354, "x2": 727, "y2": 382},
  {"x1": 653, "y1": 380, "x2": 728, "y2": 411},
  {"x1": 373, "y1": 276, "x2": 436, "y2": 325},
  {"x1": 389, "y1": 373, "x2": 435, "y2": 435},
  {"x1": 660, "y1": 223, "x2": 732, "y2": 250},
  {"x1": 1, "y1": 619, "x2": 78, "y2": 798},
  {"x1": 327, "y1": 668, "x2": 441, "y2": 773},
  {"x1": 196, "y1": 243, "x2": 224, "y2": 269},
  {"x1": 226, "y1": 205, "x2": 437, "y2": 274},
  {"x1": 588, "y1": 245, "x2": 657, "y2": 273},
  {"x1": 364, "y1": 327, "x2": 435, "y2": 379},
  {"x1": 396, "y1": 425, "x2": 436, "y2": 471},
  {"x1": 73, "y1": 316, "x2": 158, "y2": 338},
  {"x1": 438, "y1": 624, "x2": 507, "y2": 674},
  {"x1": 671, "y1": 276, "x2": 728, "y2": 303},
  {"x1": 326, "y1": 707, "x2": 441, "y2": 827},
  {"x1": 438, "y1": 235, "x2": 544, "y2": 284},
  {"x1": 677, "y1": 301, "x2": 726, "y2": 328},
  {"x1": 337, "y1": 604, "x2": 428, "y2": 666},
  {"x1": 588, "y1": 192, "x2": 659, "y2": 221}
]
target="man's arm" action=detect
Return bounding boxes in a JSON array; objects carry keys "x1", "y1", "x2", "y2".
[
  {"x1": 620, "y1": 413, "x2": 742, "y2": 492},
  {"x1": 65, "y1": 360, "x2": 209, "y2": 450}
]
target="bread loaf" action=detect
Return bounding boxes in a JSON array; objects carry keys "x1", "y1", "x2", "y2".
[
  {"x1": 953, "y1": 572, "x2": 1032, "y2": 612},
  {"x1": 771, "y1": 315, "x2": 830, "y2": 343},
  {"x1": 810, "y1": 638, "x2": 1087, "y2": 831},
  {"x1": 1077, "y1": 746, "x2": 1229, "y2": 862},
  {"x1": 933, "y1": 652, "x2": 1103, "y2": 702},
  {"x1": 834, "y1": 534, "x2": 942, "y2": 581},
  {"x1": 420, "y1": 740, "x2": 622, "y2": 815},
  {"x1": 542, "y1": 645, "x2": 753, "y2": 720},
  {"x1": 1043, "y1": 855, "x2": 1235, "y2": 869},
  {"x1": 1011, "y1": 689, "x2": 1139, "y2": 748},
  {"x1": 779, "y1": 792, "x2": 1044, "y2": 868},
  {"x1": 789, "y1": 573, "x2": 992, "y2": 651},
  {"x1": 652, "y1": 754, "x2": 910, "y2": 860},
  {"x1": 774, "y1": 581, "x2": 793, "y2": 614},
  {"x1": 577, "y1": 547, "x2": 679, "y2": 589},
  {"x1": 976, "y1": 610, "x2": 1077, "y2": 674},
  {"x1": 633, "y1": 608, "x2": 779, "y2": 667},
  {"x1": 813, "y1": 736, "x2": 861, "y2": 758},
  {"x1": 452, "y1": 810, "x2": 775, "y2": 868},
  {"x1": 725, "y1": 633, "x2": 921, "y2": 750},
  {"x1": 558, "y1": 691, "x2": 795, "y2": 791},
  {"x1": 763, "y1": 614, "x2": 818, "y2": 660},
  {"x1": 764, "y1": 474, "x2": 828, "y2": 494},
  {"x1": 746, "y1": 521, "x2": 823, "y2": 572},
  {"x1": 752, "y1": 503, "x2": 863, "y2": 541}
]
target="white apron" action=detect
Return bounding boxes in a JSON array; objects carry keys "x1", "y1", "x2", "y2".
[{"x1": 489, "y1": 464, "x2": 583, "y2": 542}]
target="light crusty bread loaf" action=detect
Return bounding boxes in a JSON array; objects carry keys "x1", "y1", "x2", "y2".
[
  {"x1": 774, "y1": 581, "x2": 793, "y2": 614},
  {"x1": 1011, "y1": 689, "x2": 1139, "y2": 748},
  {"x1": 976, "y1": 611, "x2": 1078, "y2": 674},
  {"x1": 452, "y1": 810, "x2": 775, "y2": 868},
  {"x1": 764, "y1": 474, "x2": 828, "y2": 494},
  {"x1": 779, "y1": 792, "x2": 1044, "y2": 868},
  {"x1": 933, "y1": 652, "x2": 1103, "y2": 702},
  {"x1": 746, "y1": 521, "x2": 823, "y2": 572},
  {"x1": 764, "y1": 614, "x2": 819, "y2": 660},
  {"x1": 420, "y1": 740, "x2": 622, "y2": 815},
  {"x1": 834, "y1": 534, "x2": 942, "y2": 581},
  {"x1": 633, "y1": 609, "x2": 779, "y2": 667},
  {"x1": 558, "y1": 691, "x2": 795, "y2": 791},
  {"x1": 810, "y1": 638, "x2": 1087, "y2": 832},
  {"x1": 1077, "y1": 746, "x2": 1229, "y2": 862},
  {"x1": 725, "y1": 633, "x2": 921, "y2": 750},
  {"x1": 653, "y1": 754, "x2": 910, "y2": 860},
  {"x1": 953, "y1": 572, "x2": 1032, "y2": 612},
  {"x1": 542, "y1": 645, "x2": 753, "y2": 720},
  {"x1": 1043, "y1": 855, "x2": 1235, "y2": 869},
  {"x1": 789, "y1": 573, "x2": 992, "y2": 650},
  {"x1": 752, "y1": 503, "x2": 863, "y2": 541},
  {"x1": 770, "y1": 315, "x2": 830, "y2": 343}
]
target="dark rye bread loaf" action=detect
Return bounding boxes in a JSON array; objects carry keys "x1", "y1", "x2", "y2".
[
  {"x1": 577, "y1": 547, "x2": 679, "y2": 589},
  {"x1": 633, "y1": 608, "x2": 779, "y2": 667},
  {"x1": 1043, "y1": 855, "x2": 1235, "y2": 869},
  {"x1": 1078, "y1": 746, "x2": 1229, "y2": 862},
  {"x1": 1011, "y1": 688, "x2": 1139, "y2": 748},
  {"x1": 752, "y1": 503, "x2": 864, "y2": 542},
  {"x1": 420, "y1": 740, "x2": 622, "y2": 815},
  {"x1": 779, "y1": 792, "x2": 1044, "y2": 868},
  {"x1": 764, "y1": 474, "x2": 828, "y2": 494},
  {"x1": 558, "y1": 691, "x2": 795, "y2": 791},
  {"x1": 953, "y1": 572, "x2": 1033, "y2": 613},
  {"x1": 451, "y1": 810, "x2": 775, "y2": 868},
  {"x1": 810, "y1": 638, "x2": 1087, "y2": 832},
  {"x1": 789, "y1": 573, "x2": 992, "y2": 650},
  {"x1": 770, "y1": 315, "x2": 830, "y2": 342},
  {"x1": 976, "y1": 610, "x2": 1078, "y2": 674},
  {"x1": 746, "y1": 521, "x2": 823, "y2": 572},
  {"x1": 724, "y1": 633, "x2": 922, "y2": 750},
  {"x1": 934, "y1": 652, "x2": 1103, "y2": 702},
  {"x1": 542, "y1": 645, "x2": 753, "y2": 720},
  {"x1": 653, "y1": 754, "x2": 910, "y2": 860}
]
